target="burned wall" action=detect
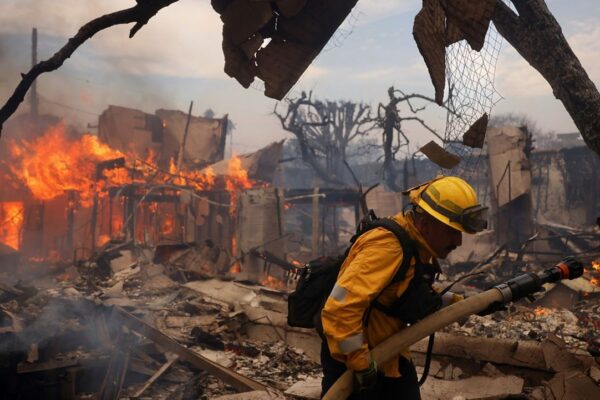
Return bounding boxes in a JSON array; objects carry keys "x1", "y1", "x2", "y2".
[{"x1": 531, "y1": 147, "x2": 600, "y2": 227}]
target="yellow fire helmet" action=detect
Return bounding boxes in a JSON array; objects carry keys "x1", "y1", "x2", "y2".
[{"x1": 404, "y1": 176, "x2": 488, "y2": 234}]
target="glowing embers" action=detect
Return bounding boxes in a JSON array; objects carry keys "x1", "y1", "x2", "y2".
[
  {"x1": 230, "y1": 235, "x2": 241, "y2": 274},
  {"x1": 260, "y1": 274, "x2": 287, "y2": 290},
  {"x1": 0, "y1": 202, "x2": 24, "y2": 250},
  {"x1": 585, "y1": 260, "x2": 600, "y2": 287},
  {"x1": 533, "y1": 306, "x2": 548, "y2": 317}
]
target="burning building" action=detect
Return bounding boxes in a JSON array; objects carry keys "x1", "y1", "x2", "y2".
[{"x1": 0, "y1": 105, "x2": 284, "y2": 281}]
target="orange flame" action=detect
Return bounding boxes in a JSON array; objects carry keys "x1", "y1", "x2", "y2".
[
  {"x1": 0, "y1": 202, "x2": 24, "y2": 250},
  {"x1": 97, "y1": 234, "x2": 111, "y2": 247},
  {"x1": 8, "y1": 123, "x2": 125, "y2": 207},
  {"x1": 230, "y1": 235, "x2": 241, "y2": 274},
  {"x1": 225, "y1": 155, "x2": 254, "y2": 215},
  {"x1": 592, "y1": 261, "x2": 600, "y2": 272},
  {"x1": 591, "y1": 277, "x2": 599, "y2": 287},
  {"x1": 161, "y1": 212, "x2": 175, "y2": 236},
  {"x1": 7, "y1": 122, "x2": 219, "y2": 207},
  {"x1": 261, "y1": 275, "x2": 287, "y2": 291},
  {"x1": 534, "y1": 306, "x2": 548, "y2": 317}
]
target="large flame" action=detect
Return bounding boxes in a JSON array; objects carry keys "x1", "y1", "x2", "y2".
[
  {"x1": 7, "y1": 122, "x2": 218, "y2": 207},
  {"x1": 6, "y1": 122, "x2": 259, "y2": 255},
  {"x1": 226, "y1": 155, "x2": 254, "y2": 215},
  {"x1": 8, "y1": 123, "x2": 125, "y2": 207},
  {"x1": 0, "y1": 202, "x2": 24, "y2": 250}
]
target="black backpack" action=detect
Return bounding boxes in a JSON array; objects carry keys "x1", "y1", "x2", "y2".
[{"x1": 287, "y1": 214, "x2": 416, "y2": 329}]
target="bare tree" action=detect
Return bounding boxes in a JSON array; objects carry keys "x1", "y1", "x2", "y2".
[
  {"x1": 274, "y1": 91, "x2": 375, "y2": 186},
  {"x1": 374, "y1": 86, "x2": 446, "y2": 191},
  {"x1": 2, "y1": 0, "x2": 600, "y2": 160}
]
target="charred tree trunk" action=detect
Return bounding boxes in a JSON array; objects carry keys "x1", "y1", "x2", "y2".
[
  {"x1": 382, "y1": 107, "x2": 400, "y2": 191},
  {"x1": 492, "y1": 0, "x2": 600, "y2": 157}
]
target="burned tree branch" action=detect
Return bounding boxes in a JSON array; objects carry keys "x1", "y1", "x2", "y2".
[
  {"x1": 492, "y1": 0, "x2": 600, "y2": 157},
  {"x1": 0, "y1": 0, "x2": 180, "y2": 136},
  {"x1": 373, "y1": 86, "x2": 450, "y2": 191},
  {"x1": 274, "y1": 92, "x2": 374, "y2": 187}
]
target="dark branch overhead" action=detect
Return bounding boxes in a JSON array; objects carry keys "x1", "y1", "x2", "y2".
[{"x1": 0, "y1": 0, "x2": 180, "y2": 136}]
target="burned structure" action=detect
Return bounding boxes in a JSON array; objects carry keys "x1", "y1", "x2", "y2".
[{"x1": 0, "y1": 1, "x2": 600, "y2": 399}]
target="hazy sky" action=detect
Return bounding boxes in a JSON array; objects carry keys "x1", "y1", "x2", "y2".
[{"x1": 1, "y1": 0, "x2": 600, "y2": 154}]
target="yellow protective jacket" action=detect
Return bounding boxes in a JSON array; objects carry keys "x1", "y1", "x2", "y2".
[{"x1": 321, "y1": 212, "x2": 451, "y2": 377}]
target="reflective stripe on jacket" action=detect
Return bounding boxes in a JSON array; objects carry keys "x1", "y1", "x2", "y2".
[{"x1": 321, "y1": 212, "x2": 438, "y2": 377}]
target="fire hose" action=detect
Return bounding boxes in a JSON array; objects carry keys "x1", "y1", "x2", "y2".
[{"x1": 322, "y1": 258, "x2": 584, "y2": 400}]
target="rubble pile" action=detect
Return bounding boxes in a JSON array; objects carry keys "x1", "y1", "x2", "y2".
[
  {"x1": 1, "y1": 237, "x2": 600, "y2": 399},
  {"x1": 449, "y1": 306, "x2": 594, "y2": 348},
  {"x1": 0, "y1": 244, "x2": 321, "y2": 400}
]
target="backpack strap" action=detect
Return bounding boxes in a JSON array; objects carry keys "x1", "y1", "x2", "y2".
[
  {"x1": 352, "y1": 217, "x2": 417, "y2": 328},
  {"x1": 357, "y1": 218, "x2": 417, "y2": 285}
]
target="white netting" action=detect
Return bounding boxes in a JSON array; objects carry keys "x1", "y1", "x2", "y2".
[{"x1": 443, "y1": 22, "x2": 504, "y2": 180}]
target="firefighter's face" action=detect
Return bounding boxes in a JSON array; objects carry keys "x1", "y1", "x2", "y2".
[{"x1": 416, "y1": 212, "x2": 463, "y2": 258}]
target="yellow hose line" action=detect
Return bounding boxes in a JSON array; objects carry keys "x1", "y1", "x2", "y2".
[{"x1": 322, "y1": 288, "x2": 505, "y2": 400}]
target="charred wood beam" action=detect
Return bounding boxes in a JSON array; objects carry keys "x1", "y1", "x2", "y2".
[
  {"x1": 133, "y1": 354, "x2": 179, "y2": 398},
  {"x1": 284, "y1": 189, "x2": 360, "y2": 205},
  {"x1": 17, "y1": 355, "x2": 110, "y2": 374},
  {"x1": 0, "y1": 0, "x2": 180, "y2": 136},
  {"x1": 492, "y1": 0, "x2": 600, "y2": 157},
  {"x1": 249, "y1": 249, "x2": 297, "y2": 271},
  {"x1": 112, "y1": 306, "x2": 267, "y2": 393}
]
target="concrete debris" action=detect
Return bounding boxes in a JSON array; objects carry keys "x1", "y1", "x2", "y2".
[
  {"x1": 541, "y1": 333, "x2": 583, "y2": 372},
  {"x1": 546, "y1": 369, "x2": 600, "y2": 400},
  {"x1": 284, "y1": 376, "x2": 322, "y2": 399},
  {"x1": 421, "y1": 375, "x2": 524, "y2": 399},
  {"x1": 1, "y1": 211, "x2": 599, "y2": 400}
]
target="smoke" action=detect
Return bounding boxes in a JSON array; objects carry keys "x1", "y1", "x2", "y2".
[
  {"x1": 0, "y1": 296, "x2": 103, "y2": 354},
  {"x1": 0, "y1": 0, "x2": 226, "y2": 130}
]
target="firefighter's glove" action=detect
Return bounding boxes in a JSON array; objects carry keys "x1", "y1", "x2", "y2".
[
  {"x1": 353, "y1": 360, "x2": 380, "y2": 399},
  {"x1": 477, "y1": 300, "x2": 507, "y2": 316}
]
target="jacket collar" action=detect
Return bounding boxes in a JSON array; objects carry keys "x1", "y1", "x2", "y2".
[{"x1": 391, "y1": 212, "x2": 438, "y2": 260}]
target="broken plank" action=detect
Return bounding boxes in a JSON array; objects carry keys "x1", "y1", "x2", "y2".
[
  {"x1": 132, "y1": 354, "x2": 179, "y2": 398},
  {"x1": 17, "y1": 355, "x2": 109, "y2": 374},
  {"x1": 111, "y1": 306, "x2": 266, "y2": 393},
  {"x1": 98, "y1": 346, "x2": 130, "y2": 400}
]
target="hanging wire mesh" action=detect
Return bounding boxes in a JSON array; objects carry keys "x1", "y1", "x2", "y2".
[{"x1": 442, "y1": 22, "x2": 505, "y2": 181}]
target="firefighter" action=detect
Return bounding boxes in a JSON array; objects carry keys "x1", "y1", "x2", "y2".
[{"x1": 320, "y1": 176, "x2": 488, "y2": 399}]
